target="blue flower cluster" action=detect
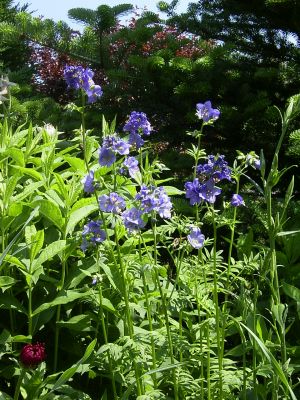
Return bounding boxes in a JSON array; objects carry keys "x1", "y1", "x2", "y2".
[
  {"x1": 99, "y1": 192, "x2": 126, "y2": 214},
  {"x1": 63, "y1": 65, "x2": 103, "y2": 104},
  {"x1": 135, "y1": 184, "x2": 172, "y2": 219},
  {"x1": 121, "y1": 185, "x2": 172, "y2": 234},
  {"x1": 122, "y1": 207, "x2": 146, "y2": 234},
  {"x1": 81, "y1": 220, "x2": 106, "y2": 251},
  {"x1": 96, "y1": 184, "x2": 172, "y2": 235},
  {"x1": 185, "y1": 155, "x2": 231, "y2": 205},
  {"x1": 123, "y1": 111, "x2": 152, "y2": 149},
  {"x1": 98, "y1": 135, "x2": 130, "y2": 167},
  {"x1": 80, "y1": 110, "x2": 172, "y2": 244}
]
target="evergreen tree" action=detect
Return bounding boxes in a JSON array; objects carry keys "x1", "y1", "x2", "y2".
[
  {"x1": 157, "y1": 0, "x2": 300, "y2": 156},
  {"x1": 68, "y1": 4, "x2": 135, "y2": 67},
  {"x1": 0, "y1": 0, "x2": 30, "y2": 70}
]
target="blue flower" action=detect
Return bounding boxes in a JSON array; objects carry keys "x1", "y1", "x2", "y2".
[
  {"x1": 122, "y1": 207, "x2": 146, "y2": 233},
  {"x1": 81, "y1": 170, "x2": 95, "y2": 193},
  {"x1": 185, "y1": 179, "x2": 203, "y2": 205},
  {"x1": 81, "y1": 220, "x2": 106, "y2": 251},
  {"x1": 128, "y1": 132, "x2": 145, "y2": 149},
  {"x1": 196, "y1": 155, "x2": 231, "y2": 182},
  {"x1": 154, "y1": 187, "x2": 172, "y2": 219},
  {"x1": 113, "y1": 139, "x2": 130, "y2": 155},
  {"x1": 196, "y1": 101, "x2": 220, "y2": 122},
  {"x1": 63, "y1": 65, "x2": 102, "y2": 103},
  {"x1": 185, "y1": 178, "x2": 221, "y2": 205},
  {"x1": 231, "y1": 194, "x2": 245, "y2": 207},
  {"x1": 187, "y1": 227, "x2": 205, "y2": 249},
  {"x1": 98, "y1": 192, "x2": 126, "y2": 214},
  {"x1": 123, "y1": 156, "x2": 139, "y2": 178},
  {"x1": 98, "y1": 147, "x2": 116, "y2": 167},
  {"x1": 200, "y1": 179, "x2": 222, "y2": 204},
  {"x1": 135, "y1": 185, "x2": 172, "y2": 219},
  {"x1": 64, "y1": 65, "x2": 85, "y2": 90},
  {"x1": 98, "y1": 135, "x2": 131, "y2": 167},
  {"x1": 253, "y1": 159, "x2": 261, "y2": 170},
  {"x1": 123, "y1": 111, "x2": 152, "y2": 136},
  {"x1": 86, "y1": 84, "x2": 103, "y2": 103}
]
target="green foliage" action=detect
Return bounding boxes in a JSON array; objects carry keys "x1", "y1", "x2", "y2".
[{"x1": 1, "y1": 92, "x2": 300, "y2": 399}]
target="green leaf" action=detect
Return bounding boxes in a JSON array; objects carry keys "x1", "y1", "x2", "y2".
[
  {"x1": 66, "y1": 203, "x2": 99, "y2": 236},
  {"x1": 30, "y1": 199, "x2": 64, "y2": 231},
  {"x1": 0, "y1": 276, "x2": 17, "y2": 292},
  {"x1": 277, "y1": 230, "x2": 300, "y2": 236},
  {"x1": 32, "y1": 240, "x2": 67, "y2": 272},
  {"x1": 32, "y1": 290, "x2": 91, "y2": 316},
  {"x1": 3, "y1": 175, "x2": 19, "y2": 207},
  {"x1": 8, "y1": 202, "x2": 23, "y2": 217},
  {"x1": 12, "y1": 182, "x2": 43, "y2": 203},
  {"x1": 63, "y1": 155, "x2": 85, "y2": 173},
  {"x1": 0, "y1": 391, "x2": 13, "y2": 399},
  {"x1": 239, "y1": 321, "x2": 297, "y2": 400},
  {"x1": 0, "y1": 294, "x2": 27, "y2": 314},
  {"x1": 57, "y1": 314, "x2": 92, "y2": 331},
  {"x1": 99, "y1": 298, "x2": 116, "y2": 314},
  {"x1": 6, "y1": 147, "x2": 25, "y2": 166},
  {"x1": 282, "y1": 282, "x2": 300, "y2": 302},
  {"x1": 41, "y1": 339, "x2": 96, "y2": 395},
  {"x1": 1, "y1": 254, "x2": 26, "y2": 270},
  {"x1": 163, "y1": 185, "x2": 184, "y2": 196},
  {"x1": 30, "y1": 229, "x2": 44, "y2": 263},
  {"x1": 54, "y1": 173, "x2": 69, "y2": 202},
  {"x1": 9, "y1": 127, "x2": 28, "y2": 147},
  {"x1": 11, "y1": 166, "x2": 43, "y2": 181},
  {"x1": 0, "y1": 207, "x2": 39, "y2": 269},
  {"x1": 71, "y1": 197, "x2": 97, "y2": 212}
]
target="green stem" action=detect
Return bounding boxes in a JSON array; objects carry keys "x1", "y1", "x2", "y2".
[
  {"x1": 13, "y1": 368, "x2": 26, "y2": 400},
  {"x1": 206, "y1": 318, "x2": 211, "y2": 400},
  {"x1": 96, "y1": 249, "x2": 118, "y2": 399},
  {"x1": 141, "y1": 269, "x2": 157, "y2": 388},
  {"x1": 54, "y1": 236, "x2": 67, "y2": 372},
  {"x1": 28, "y1": 281, "x2": 33, "y2": 337},
  {"x1": 151, "y1": 220, "x2": 179, "y2": 400},
  {"x1": 193, "y1": 130, "x2": 203, "y2": 180},
  {"x1": 212, "y1": 208, "x2": 223, "y2": 399},
  {"x1": 114, "y1": 227, "x2": 143, "y2": 396},
  {"x1": 81, "y1": 91, "x2": 89, "y2": 172}
]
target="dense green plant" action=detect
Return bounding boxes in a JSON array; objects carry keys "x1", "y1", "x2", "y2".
[{"x1": 1, "y1": 63, "x2": 300, "y2": 399}]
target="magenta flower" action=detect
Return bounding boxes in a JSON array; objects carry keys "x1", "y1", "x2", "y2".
[{"x1": 20, "y1": 343, "x2": 46, "y2": 368}]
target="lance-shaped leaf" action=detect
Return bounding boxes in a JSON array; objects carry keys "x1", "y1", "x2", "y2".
[
  {"x1": 39, "y1": 339, "x2": 96, "y2": 396},
  {"x1": 66, "y1": 201, "x2": 99, "y2": 237},
  {"x1": 32, "y1": 289, "x2": 91, "y2": 316},
  {"x1": 30, "y1": 199, "x2": 64, "y2": 231}
]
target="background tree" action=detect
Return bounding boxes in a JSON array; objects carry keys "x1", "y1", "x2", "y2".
[
  {"x1": 157, "y1": 0, "x2": 300, "y2": 159},
  {"x1": 0, "y1": 0, "x2": 30, "y2": 70},
  {"x1": 68, "y1": 4, "x2": 134, "y2": 68}
]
